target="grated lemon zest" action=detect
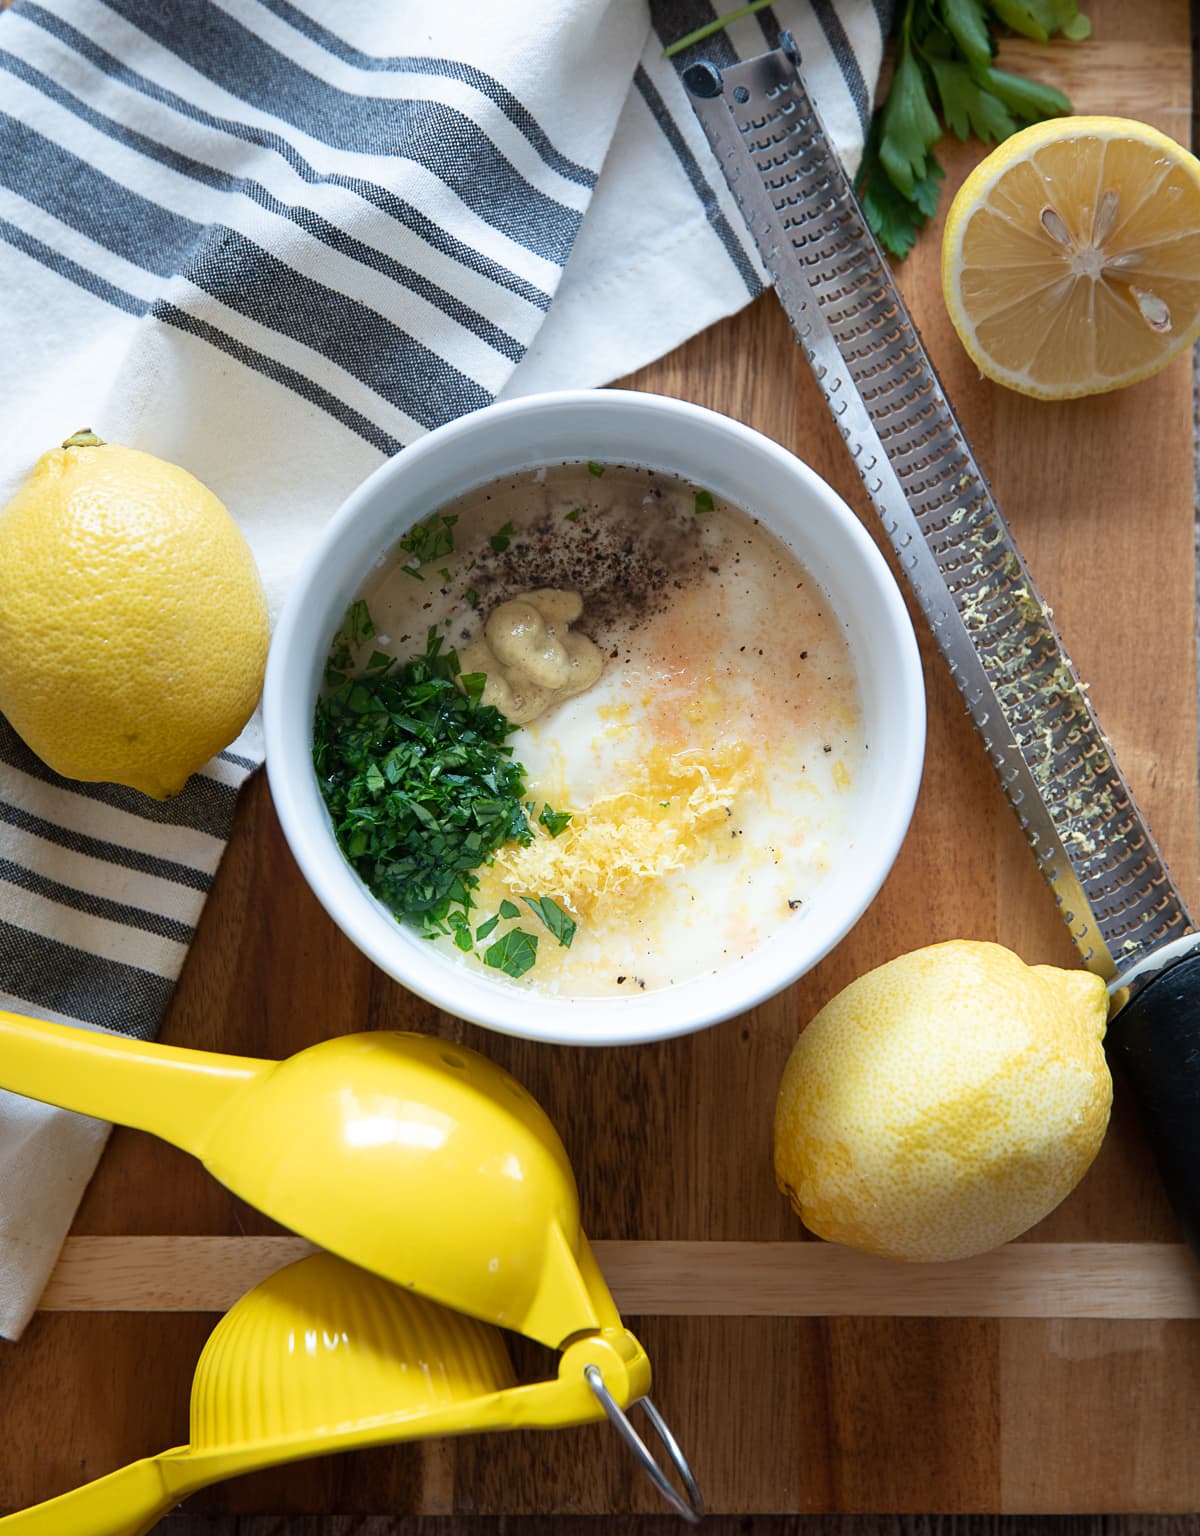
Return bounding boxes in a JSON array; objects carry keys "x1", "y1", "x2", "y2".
[{"x1": 490, "y1": 740, "x2": 755, "y2": 918}]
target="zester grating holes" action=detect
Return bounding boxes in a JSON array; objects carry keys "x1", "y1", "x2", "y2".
[{"x1": 686, "y1": 43, "x2": 1193, "y2": 980}]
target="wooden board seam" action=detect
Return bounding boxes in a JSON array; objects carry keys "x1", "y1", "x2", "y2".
[{"x1": 38, "y1": 1237, "x2": 1200, "y2": 1318}]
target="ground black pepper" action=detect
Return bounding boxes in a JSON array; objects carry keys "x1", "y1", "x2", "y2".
[{"x1": 439, "y1": 463, "x2": 724, "y2": 648}]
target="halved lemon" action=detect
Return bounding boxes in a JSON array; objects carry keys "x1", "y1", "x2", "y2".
[{"x1": 942, "y1": 117, "x2": 1200, "y2": 400}]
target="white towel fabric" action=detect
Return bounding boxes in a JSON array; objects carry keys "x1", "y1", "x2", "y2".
[{"x1": 0, "y1": 0, "x2": 888, "y2": 1339}]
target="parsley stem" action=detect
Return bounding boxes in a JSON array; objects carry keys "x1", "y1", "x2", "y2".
[{"x1": 662, "y1": 0, "x2": 774, "y2": 58}]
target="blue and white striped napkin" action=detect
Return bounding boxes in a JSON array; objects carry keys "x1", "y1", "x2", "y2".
[{"x1": 0, "y1": 0, "x2": 889, "y2": 1339}]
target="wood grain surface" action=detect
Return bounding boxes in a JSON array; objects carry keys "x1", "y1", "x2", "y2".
[{"x1": 4, "y1": 0, "x2": 1199, "y2": 1520}]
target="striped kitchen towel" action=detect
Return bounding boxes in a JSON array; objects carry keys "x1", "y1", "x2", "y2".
[{"x1": 0, "y1": 0, "x2": 890, "y2": 1339}]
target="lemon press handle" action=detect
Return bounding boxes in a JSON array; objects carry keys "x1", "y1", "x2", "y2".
[
  {"x1": 0, "y1": 1009, "x2": 262, "y2": 1153},
  {"x1": 0, "y1": 1015, "x2": 625, "y2": 1348},
  {"x1": 0, "y1": 1454, "x2": 191, "y2": 1536},
  {"x1": 0, "y1": 1254, "x2": 702, "y2": 1529}
]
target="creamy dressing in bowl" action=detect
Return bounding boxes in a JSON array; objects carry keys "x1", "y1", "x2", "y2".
[
  {"x1": 264, "y1": 388, "x2": 925, "y2": 1046},
  {"x1": 355, "y1": 462, "x2": 863, "y2": 996}
]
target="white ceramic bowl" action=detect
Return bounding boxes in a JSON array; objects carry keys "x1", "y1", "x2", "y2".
[{"x1": 264, "y1": 390, "x2": 925, "y2": 1047}]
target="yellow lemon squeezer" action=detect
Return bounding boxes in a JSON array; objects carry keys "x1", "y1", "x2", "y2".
[{"x1": 0, "y1": 1016, "x2": 702, "y2": 1532}]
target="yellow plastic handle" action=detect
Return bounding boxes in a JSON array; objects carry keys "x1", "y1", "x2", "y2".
[
  {"x1": 0, "y1": 1455, "x2": 184, "y2": 1536},
  {"x1": 0, "y1": 1009, "x2": 264, "y2": 1156}
]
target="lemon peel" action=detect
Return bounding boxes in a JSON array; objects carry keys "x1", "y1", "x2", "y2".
[
  {"x1": 0, "y1": 432, "x2": 269, "y2": 799},
  {"x1": 941, "y1": 117, "x2": 1200, "y2": 399},
  {"x1": 773, "y1": 940, "x2": 1112, "y2": 1262},
  {"x1": 485, "y1": 740, "x2": 754, "y2": 919}
]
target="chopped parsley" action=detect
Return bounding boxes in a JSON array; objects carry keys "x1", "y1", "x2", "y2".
[
  {"x1": 466, "y1": 587, "x2": 479, "y2": 608},
  {"x1": 521, "y1": 895, "x2": 576, "y2": 949},
  {"x1": 563, "y1": 506, "x2": 582, "y2": 522},
  {"x1": 313, "y1": 611, "x2": 531, "y2": 936},
  {"x1": 489, "y1": 520, "x2": 515, "y2": 553},
  {"x1": 484, "y1": 927, "x2": 538, "y2": 978},
  {"x1": 538, "y1": 804, "x2": 573, "y2": 838},
  {"x1": 587, "y1": 460, "x2": 605, "y2": 477},
  {"x1": 397, "y1": 511, "x2": 458, "y2": 580},
  {"x1": 314, "y1": 603, "x2": 586, "y2": 978},
  {"x1": 693, "y1": 489, "x2": 714, "y2": 515}
]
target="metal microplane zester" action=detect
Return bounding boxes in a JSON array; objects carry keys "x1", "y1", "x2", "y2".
[{"x1": 686, "y1": 37, "x2": 1200, "y2": 1250}]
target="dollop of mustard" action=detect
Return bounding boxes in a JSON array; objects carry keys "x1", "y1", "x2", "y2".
[{"x1": 459, "y1": 589, "x2": 603, "y2": 724}]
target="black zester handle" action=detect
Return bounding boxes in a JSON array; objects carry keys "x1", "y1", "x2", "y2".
[{"x1": 1106, "y1": 955, "x2": 1200, "y2": 1252}]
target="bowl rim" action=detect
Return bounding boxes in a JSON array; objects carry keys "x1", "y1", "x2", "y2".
[{"x1": 263, "y1": 388, "x2": 926, "y2": 1047}]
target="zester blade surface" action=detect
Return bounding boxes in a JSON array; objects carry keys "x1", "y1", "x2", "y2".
[{"x1": 685, "y1": 41, "x2": 1193, "y2": 981}]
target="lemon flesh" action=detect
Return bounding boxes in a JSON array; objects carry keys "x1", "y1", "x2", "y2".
[
  {"x1": 0, "y1": 439, "x2": 269, "y2": 799},
  {"x1": 942, "y1": 117, "x2": 1200, "y2": 399},
  {"x1": 773, "y1": 940, "x2": 1112, "y2": 1262}
]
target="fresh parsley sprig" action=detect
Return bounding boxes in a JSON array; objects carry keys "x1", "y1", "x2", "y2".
[{"x1": 857, "y1": 0, "x2": 1089, "y2": 259}]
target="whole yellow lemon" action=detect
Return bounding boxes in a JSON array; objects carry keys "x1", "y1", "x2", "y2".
[
  {"x1": 774, "y1": 940, "x2": 1111, "y2": 1262},
  {"x1": 0, "y1": 431, "x2": 269, "y2": 799}
]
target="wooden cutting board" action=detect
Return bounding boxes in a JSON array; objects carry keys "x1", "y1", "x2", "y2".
[{"x1": 4, "y1": 0, "x2": 1198, "y2": 1517}]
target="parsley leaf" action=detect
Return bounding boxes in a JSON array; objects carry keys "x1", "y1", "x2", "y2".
[
  {"x1": 856, "y1": 0, "x2": 1087, "y2": 259},
  {"x1": 587, "y1": 460, "x2": 606, "y2": 477},
  {"x1": 538, "y1": 804, "x2": 573, "y2": 838},
  {"x1": 928, "y1": 56, "x2": 1015, "y2": 143},
  {"x1": 878, "y1": 40, "x2": 941, "y2": 198},
  {"x1": 475, "y1": 913, "x2": 500, "y2": 942},
  {"x1": 313, "y1": 619, "x2": 531, "y2": 937},
  {"x1": 991, "y1": 0, "x2": 1090, "y2": 41},
  {"x1": 398, "y1": 512, "x2": 457, "y2": 578},
  {"x1": 694, "y1": 489, "x2": 715, "y2": 515},
  {"x1": 522, "y1": 895, "x2": 577, "y2": 949},
  {"x1": 943, "y1": 0, "x2": 993, "y2": 67},
  {"x1": 325, "y1": 600, "x2": 377, "y2": 687},
  {"x1": 980, "y1": 65, "x2": 1070, "y2": 121},
  {"x1": 564, "y1": 506, "x2": 582, "y2": 522},
  {"x1": 459, "y1": 670, "x2": 487, "y2": 703},
  {"x1": 335, "y1": 600, "x2": 374, "y2": 650},
  {"x1": 858, "y1": 140, "x2": 935, "y2": 260},
  {"x1": 489, "y1": 520, "x2": 515, "y2": 553},
  {"x1": 499, "y1": 899, "x2": 520, "y2": 920},
  {"x1": 484, "y1": 928, "x2": 539, "y2": 978}
]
